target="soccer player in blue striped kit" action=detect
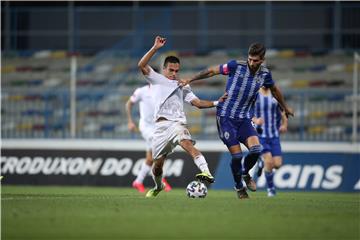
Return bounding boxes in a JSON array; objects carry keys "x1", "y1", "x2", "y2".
[
  {"x1": 179, "y1": 43, "x2": 294, "y2": 199},
  {"x1": 253, "y1": 87, "x2": 288, "y2": 197}
]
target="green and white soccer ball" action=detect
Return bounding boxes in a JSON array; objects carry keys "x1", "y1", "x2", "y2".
[{"x1": 186, "y1": 181, "x2": 207, "y2": 198}]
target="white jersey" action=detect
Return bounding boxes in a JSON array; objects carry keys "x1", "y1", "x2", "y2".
[
  {"x1": 129, "y1": 85, "x2": 154, "y2": 130},
  {"x1": 145, "y1": 67, "x2": 198, "y2": 124}
]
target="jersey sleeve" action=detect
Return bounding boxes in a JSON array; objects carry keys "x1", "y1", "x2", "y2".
[
  {"x1": 183, "y1": 85, "x2": 199, "y2": 104},
  {"x1": 145, "y1": 66, "x2": 163, "y2": 84},
  {"x1": 263, "y1": 71, "x2": 275, "y2": 88},
  {"x1": 219, "y1": 60, "x2": 238, "y2": 75},
  {"x1": 129, "y1": 88, "x2": 142, "y2": 103}
]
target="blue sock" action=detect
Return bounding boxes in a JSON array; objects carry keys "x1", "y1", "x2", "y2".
[
  {"x1": 243, "y1": 145, "x2": 262, "y2": 175},
  {"x1": 265, "y1": 170, "x2": 275, "y2": 189},
  {"x1": 230, "y1": 153, "x2": 244, "y2": 189}
]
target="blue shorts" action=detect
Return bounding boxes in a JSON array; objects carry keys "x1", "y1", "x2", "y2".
[
  {"x1": 216, "y1": 116, "x2": 258, "y2": 148},
  {"x1": 259, "y1": 137, "x2": 282, "y2": 156}
]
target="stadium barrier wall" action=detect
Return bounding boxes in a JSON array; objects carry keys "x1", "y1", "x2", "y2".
[{"x1": 1, "y1": 140, "x2": 359, "y2": 192}]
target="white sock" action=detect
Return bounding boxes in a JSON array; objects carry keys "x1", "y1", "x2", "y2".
[
  {"x1": 194, "y1": 155, "x2": 211, "y2": 175},
  {"x1": 135, "y1": 161, "x2": 151, "y2": 183},
  {"x1": 151, "y1": 171, "x2": 163, "y2": 189}
]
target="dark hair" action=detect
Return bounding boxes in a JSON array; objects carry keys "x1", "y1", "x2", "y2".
[
  {"x1": 248, "y1": 43, "x2": 266, "y2": 59},
  {"x1": 163, "y1": 56, "x2": 180, "y2": 67}
]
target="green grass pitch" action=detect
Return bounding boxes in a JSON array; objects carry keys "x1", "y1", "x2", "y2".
[{"x1": 2, "y1": 185, "x2": 359, "y2": 240}]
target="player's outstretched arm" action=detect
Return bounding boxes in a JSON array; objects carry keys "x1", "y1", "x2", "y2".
[
  {"x1": 279, "y1": 110, "x2": 288, "y2": 133},
  {"x1": 178, "y1": 66, "x2": 220, "y2": 87},
  {"x1": 125, "y1": 99, "x2": 137, "y2": 132},
  {"x1": 138, "y1": 36, "x2": 166, "y2": 76},
  {"x1": 270, "y1": 85, "x2": 294, "y2": 118},
  {"x1": 190, "y1": 92, "x2": 228, "y2": 109}
]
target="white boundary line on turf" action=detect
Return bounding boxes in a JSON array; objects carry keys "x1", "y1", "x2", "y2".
[{"x1": 1, "y1": 139, "x2": 359, "y2": 153}]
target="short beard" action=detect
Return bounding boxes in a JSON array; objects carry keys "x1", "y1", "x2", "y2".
[{"x1": 249, "y1": 65, "x2": 259, "y2": 73}]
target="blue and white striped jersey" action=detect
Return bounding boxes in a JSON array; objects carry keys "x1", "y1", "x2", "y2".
[
  {"x1": 255, "y1": 92, "x2": 282, "y2": 138},
  {"x1": 217, "y1": 60, "x2": 274, "y2": 119}
]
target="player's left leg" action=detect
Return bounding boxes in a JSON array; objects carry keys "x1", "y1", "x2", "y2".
[
  {"x1": 227, "y1": 145, "x2": 249, "y2": 199},
  {"x1": 145, "y1": 155, "x2": 166, "y2": 198},
  {"x1": 216, "y1": 116, "x2": 248, "y2": 197},
  {"x1": 243, "y1": 136, "x2": 262, "y2": 174},
  {"x1": 266, "y1": 137, "x2": 283, "y2": 197},
  {"x1": 239, "y1": 119, "x2": 263, "y2": 180},
  {"x1": 133, "y1": 150, "x2": 153, "y2": 193},
  {"x1": 242, "y1": 135, "x2": 262, "y2": 191}
]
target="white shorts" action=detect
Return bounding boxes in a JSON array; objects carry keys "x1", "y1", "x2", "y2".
[
  {"x1": 152, "y1": 120, "x2": 195, "y2": 160},
  {"x1": 139, "y1": 125, "x2": 155, "y2": 151}
]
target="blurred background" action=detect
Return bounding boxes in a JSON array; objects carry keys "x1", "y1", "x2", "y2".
[{"x1": 1, "y1": 1, "x2": 359, "y2": 142}]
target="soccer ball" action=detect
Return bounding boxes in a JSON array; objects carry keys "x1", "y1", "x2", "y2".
[{"x1": 186, "y1": 181, "x2": 207, "y2": 198}]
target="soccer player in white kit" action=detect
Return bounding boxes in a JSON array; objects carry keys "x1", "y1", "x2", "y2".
[
  {"x1": 125, "y1": 84, "x2": 172, "y2": 193},
  {"x1": 138, "y1": 36, "x2": 225, "y2": 198}
]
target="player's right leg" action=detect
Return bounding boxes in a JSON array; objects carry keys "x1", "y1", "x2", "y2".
[
  {"x1": 145, "y1": 156, "x2": 166, "y2": 198},
  {"x1": 227, "y1": 145, "x2": 249, "y2": 199},
  {"x1": 263, "y1": 152, "x2": 276, "y2": 197},
  {"x1": 216, "y1": 116, "x2": 249, "y2": 198},
  {"x1": 132, "y1": 150, "x2": 152, "y2": 193},
  {"x1": 179, "y1": 139, "x2": 215, "y2": 183},
  {"x1": 146, "y1": 121, "x2": 173, "y2": 197}
]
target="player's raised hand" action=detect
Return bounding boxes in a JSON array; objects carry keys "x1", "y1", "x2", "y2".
[
  {"x1": 153, "y1": 36, "x2": 166, "y2": 50},
  {"x1": 178, "y1": 78, "x2": 191, "y2": 87}
]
